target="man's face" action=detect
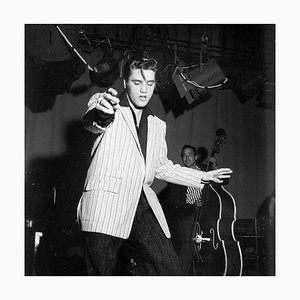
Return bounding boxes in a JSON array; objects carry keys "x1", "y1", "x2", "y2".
[
  {"x1": 182, "y1": 148, "x2": 197, "y2": 168},
  {"x1": 124, "y1": 68, "x2": 156, "y2": 108}
]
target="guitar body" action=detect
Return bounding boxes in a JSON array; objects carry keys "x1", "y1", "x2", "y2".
[{"x1": 193, "y1": 183, "x2": 243, "y2": 276}]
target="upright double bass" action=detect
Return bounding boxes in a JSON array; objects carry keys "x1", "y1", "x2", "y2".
[{"x1": 192, "y1": 129, "x2": 243, "y2": 276}]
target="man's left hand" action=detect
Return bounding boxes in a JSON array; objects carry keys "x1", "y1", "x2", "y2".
[{"x1": 203, "y1": 168, "x2": 232, "y2": 184}]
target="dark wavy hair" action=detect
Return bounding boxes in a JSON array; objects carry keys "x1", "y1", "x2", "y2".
[{"x1": 123, "y1": 57, "x2": 158, "y2": 81}]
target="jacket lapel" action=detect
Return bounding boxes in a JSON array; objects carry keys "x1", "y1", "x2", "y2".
[
  {"x1": 146, "y1": 115, "x2": 156, "y2": 161},
  {"x1": 118, "y1": 93, "x2": 142, "y2": 155},
  {"x1": 144, "y1": 115, "x2": 157, "y2": 181}
]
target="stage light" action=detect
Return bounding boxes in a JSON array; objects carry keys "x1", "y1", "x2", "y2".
[
  {"x1": 185, "y1": 58, "x2": 226, "y2": 90},
  {"x1": 171, "y1": 58, "x2": 227, "y2": 104}
]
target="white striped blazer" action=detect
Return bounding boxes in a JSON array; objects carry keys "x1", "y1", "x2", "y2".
[{"x1": 77, "y1": 93, "x2": 206, "y2": 239}]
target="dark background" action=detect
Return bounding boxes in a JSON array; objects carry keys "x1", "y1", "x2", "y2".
[{"x1": 25, "y1": 24, "x2": 275, "y2": 276}]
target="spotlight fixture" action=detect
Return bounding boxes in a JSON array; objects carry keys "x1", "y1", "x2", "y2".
[
  {"x1": 184, "y1": 58, "x2": 227, "y2": 90},
  {"x1": 171, "y1": 58, "x2": 227, "y2": 104}
]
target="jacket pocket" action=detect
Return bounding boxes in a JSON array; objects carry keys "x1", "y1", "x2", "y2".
[{"x1": 85, "y1": 176, "x2": 122, "y2": 194}]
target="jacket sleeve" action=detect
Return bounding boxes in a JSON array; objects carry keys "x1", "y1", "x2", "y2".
[{"x1": 155, "y1": 121, "x2": 205, "y2": 189}]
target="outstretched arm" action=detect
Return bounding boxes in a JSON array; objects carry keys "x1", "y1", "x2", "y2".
[{"x1": 155, "y1": 122, "x2": 232, "y2": 187}]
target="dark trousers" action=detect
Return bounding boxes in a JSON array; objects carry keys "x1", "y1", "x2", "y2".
[
  {"x1": 178, "y1": 213, "x2": 197, "y2": 275},
  {"x1": 83, "y1": 193, "x2": 182, "y2": 276},
  {"x1": 163, "y1": 204, "x2": 198, "y2": 275}
]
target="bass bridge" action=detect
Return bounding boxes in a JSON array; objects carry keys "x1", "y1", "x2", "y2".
[{"x1": 193, "y1": 228, "x2": 219, "y2": 250}]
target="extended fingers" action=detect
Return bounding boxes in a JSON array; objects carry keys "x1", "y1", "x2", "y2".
[
  {"x1": 217, "y1": 168, "x2": 232, "y2": 174},
  {"x1": 215, "y1": 169, "x2": 232, "y2": 178},
  {"x1": 215, "y1": 168, "x2": 232, "y2": 181},
  {"x1": 202, "y1": 167, "x2": 233, "y2": 184},
  {"x1": 218, "y1": 174, "x2": 231, "y2": 179}
]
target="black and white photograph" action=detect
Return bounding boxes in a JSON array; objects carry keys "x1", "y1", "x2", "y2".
[
  {"x1": 24, "y1": 23, "x2": 275, "y2": 277},
  {"x1": 2, "y1": 1, "x2": 299, "y2": 299}
]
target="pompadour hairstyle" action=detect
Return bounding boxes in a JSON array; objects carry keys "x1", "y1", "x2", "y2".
[{"x1": 123, "y1": 57, "x2": 158, "y2": 80}]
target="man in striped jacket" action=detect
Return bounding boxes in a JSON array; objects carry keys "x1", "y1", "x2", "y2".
[{"x1": 77, "y1": 57, "x2": 232, "y2": 275}]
